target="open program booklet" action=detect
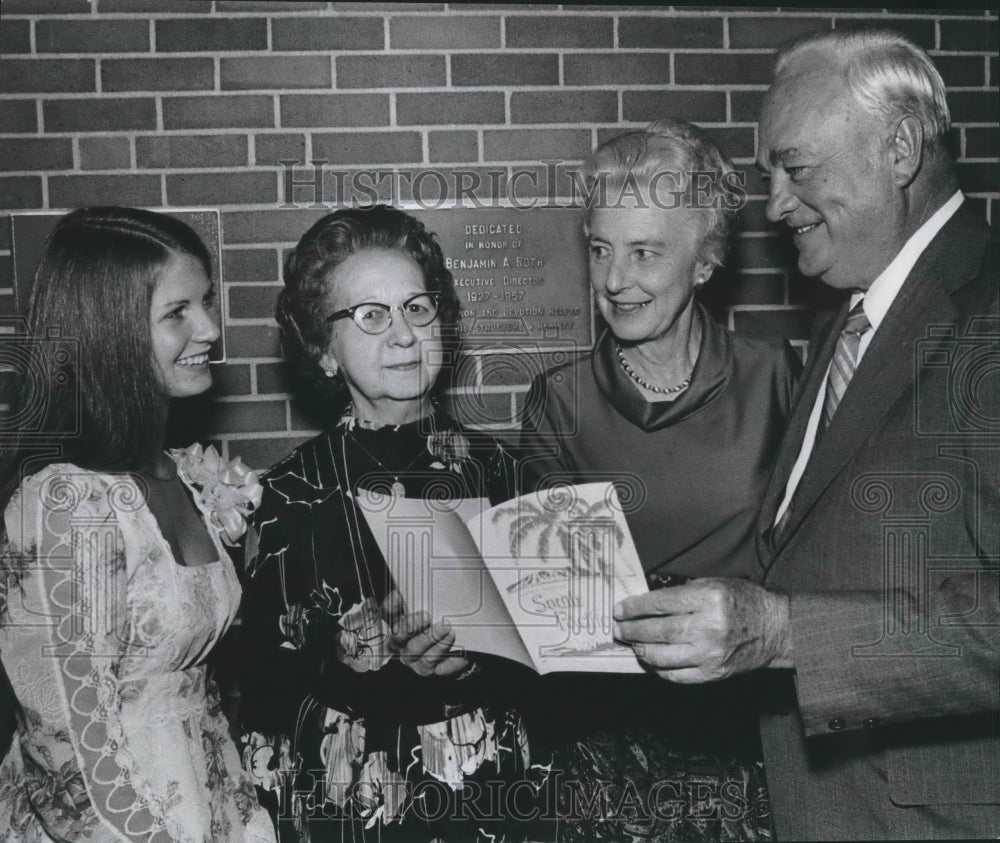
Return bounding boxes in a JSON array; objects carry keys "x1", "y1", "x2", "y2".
[{"x1": 357, "y1": 482, "x2": 648, "y2": 674}]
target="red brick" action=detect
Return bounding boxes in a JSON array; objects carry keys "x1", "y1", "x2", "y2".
[
  {"x1": 623, "y1": 90, "x2": 727, "y2": 124},
  {"x1": 156, "y1": 18, "x2": 267, "y2": 53},
  {"x1": 940, "y1": 18, "x2": 999, "y2": 52},
  {"x1": 98, "y1": 0, "x2": 212, "y2": 11},
  {"x1": 255, "y1": 361, "x2": 294, "y2": 395},
  {"x1": 0, "y1": 223, "x2": 10, "y2": 250},
  {"x1": 207, "y1": 399, "x2": 286, "y2": 434},
  {"x1": 331, "y1": 2, "x2": 445, "y2": 10},
  {"x1": 730, "y1": 91, "x2": 766, "y2": 124},
  {"x1": 483, "y1": 129, "x2": 591, "y2": 162},
  {"x1": 397, "y1": 92, "x2": 504, "y2": 126},
  {"x1": 452, "y1": 53, "x2": 558, "y2": 87},
  {"x1": 833, "y1": 18, "x2": 935, "y2": 50},
  {"x1": 44, "y1": 98, "x2": 156, "y2": 133},
  {"x1": 226, "y1": 323, "x2": 282, "y2": 358},
  {"x1": 738, "y1": 167, "x2": 770, "y2": 199},
  {"x1": 675, "y1": 53, "x2": 772, "y2": 86},
  {"x1": 732, "y1": 307, "x2": 813, "y2": 340},
  {"x1": 3, "y1": 0, "x2": 90, "y2": 11},
  {"x1": 163, "y1": 96, "x2": 275, "y2": 130},
  {"x1": 0, "y1": 138, "x2": 71, "y2": 172},
  {"x1": 701, "y1": 126, "x2": 756, "y2": 160},
  {"x1": 990, "y1": 55, "x2": 997, "y2": 86},
  {"x1": 272, "y1": 16, "x2": 384, "y2": 52},
  {"x1": 428, "y1": 131, "x2": 478, "y2": 164},
  {"x1": 0, "y1": 177, "x2": 42, "y2": 209},
  {"x1": 79, "y1": 137, "x2": 132, "y2": 170},
  {"x1": 137, "y1": 135, "x2": 248, "y2": 169},
  {"x1": 103, "y1": 58, "x2": 214, "y2": 93},
  {"x1": 619, "y1": 15, "x2": 723, "y2": 49},
  {"x1": 738, "y1": 199, "x2": 773, "y2": 234},
  {"x1": 390, "y1": 15, "x2": 499, "y2": 49},
  {"x1": 2, "y1": 59, "x2": 96, "y2": 94},
  {"x1": 223, "y1": 249, "x2": 280, "y2": 285},
  {"x1": 221, "y1": 57, "x2": 332, "y2": 91},
  {"x1": 223, "y1": 209, "x2": 327, "y2": 245},
  {"x1": 0, "y1": 19, "x2": 30, "y2": 54},
  {"x1": 336, "y1": 55, "x2": 445, "y2": 89},
  {"x1": 506, "y1": 15, "x2": 612, "y2": 48},
  {"x1": 229, "y1": 436, "x2": 308, "y2": 472},
  {"x1": 933, "y1": 55, "x2": 987, "y2": 88},
  {"x1": 0, "y1": 101, "x2": 38, "y2": 134},
  {"x1": 312, "y1": 132, "x2": 422, "y2": 165},
  {"x1": 564, "y1": 54, "x2": 671, "y2": 86},
  {"x1": 957, "y1": 161, "x2": 998, "y2": 195},
  {"x1": 211, "y1": 363, "x2": 252, "y2": 397},
  {"x1": 166, "y1": 170, "x2": 277, "y2": 207},
  {"x1": 965, "y1": 127, "x2": 998, "y2": 159},
  {"x1": 724, "y1": 273, "x2": 785, "y2": 306},
  {"x1": 217, "y1": 1, "x2": 327, "y2": 9},
  {"x1": 228, "y1": 284, "x2": 281, "y2": 319},
  {"x1": 949, "y1": 91, "x2": 999, "y2": 125},
  {"x1": 280, "y1": 94, "x2": 389, "y2": 128},
  {"x1": 37, "y1": 20, "x2": 149, "y2": 54},
  {"x1": 255, "y1": 134, "x2": 306, "y2": 167},
  {"x1": 511, "y1": 91, "x2": 617, "y2": 125},
  {"x1": 49, "y1": 174, "x2": 160, "y2": 208},
  {"x1": 733, "y1": 236, "x2": 797, "y2": 271},
  {"x1": 728, "y1": 16, "x2": 831, "y2": 49}
]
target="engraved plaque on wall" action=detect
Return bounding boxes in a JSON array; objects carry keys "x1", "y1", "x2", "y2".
[
  {"x1": 7, "y1": 209, "x2": 227, "y2": 361},
  {"x1": 416, "y1": 207, "x2": 592, "y2": 354}
]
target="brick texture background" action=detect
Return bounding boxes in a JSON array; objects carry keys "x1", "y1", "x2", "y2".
[{"x1": 1, "y1": 2, "x2": 997, "y2": 471}]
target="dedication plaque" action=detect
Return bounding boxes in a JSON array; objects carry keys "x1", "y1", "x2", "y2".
[{"x1": 416, "y1": 208, "x2": 592, "y2": 353}]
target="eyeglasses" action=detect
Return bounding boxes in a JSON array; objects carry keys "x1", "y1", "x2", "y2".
[{"x1": 326, "y1": 292, "x2": 440, "y2": 336}]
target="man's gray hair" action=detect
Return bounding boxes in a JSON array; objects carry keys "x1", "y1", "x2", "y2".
[
  {"x1": 581, "y1": 117, "x2": 739, "y2": 268},
  {"x1": 775, "y1": 29, "x2": 951, "y2": 153}
]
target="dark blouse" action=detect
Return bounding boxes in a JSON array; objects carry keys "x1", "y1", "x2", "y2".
[
  {"x1": 238, "y1": 410, "x2": 534, "y2": 841},
  {"x1": 521, "y1": 305, "x2": 802, "y2": 580}
]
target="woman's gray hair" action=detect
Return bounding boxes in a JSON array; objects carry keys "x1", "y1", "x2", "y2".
[
  {"x1": 774, "y1": 29, "x2": 951, "y2": 154},
  {"x1": 581, "y1": 118, "x2": 741, "y2": 268}
]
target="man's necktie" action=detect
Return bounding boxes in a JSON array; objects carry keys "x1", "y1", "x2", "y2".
[
  {"x1": 819, "y1": 300, "x2": 872, "y2": 439},
  {"x1": 772, "y1": 299, "x2": 871, "y2": 543}
]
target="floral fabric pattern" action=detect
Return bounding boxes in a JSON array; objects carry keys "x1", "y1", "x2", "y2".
[
  {"x1": 0, "y1": 461, "x2": 276, "y2": 842},
  {"x1": 238, "y1": 411, "x2": 540, "y2": 842}
]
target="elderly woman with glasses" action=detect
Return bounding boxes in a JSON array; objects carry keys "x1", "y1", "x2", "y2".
[{"x1": 237, "y1": 206, "x2": 535, "y2": 843}]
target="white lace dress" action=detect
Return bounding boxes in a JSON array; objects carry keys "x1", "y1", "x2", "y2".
[{"x1": 0, "y1": 462, "x2": 275, "y2": 842}]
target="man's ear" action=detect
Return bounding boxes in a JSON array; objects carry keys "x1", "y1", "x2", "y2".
[{"x1": 890, "y1": 114, "x2": 924, "y2": 188}]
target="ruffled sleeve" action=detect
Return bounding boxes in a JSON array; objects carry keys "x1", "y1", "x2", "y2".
[{"x1": 2, "y1": 468, "x2": 176, "y2": 841}]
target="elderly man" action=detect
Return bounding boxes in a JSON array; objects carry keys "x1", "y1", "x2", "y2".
[{"x1": 615, "y1": 29, "x2": 999, "y2": 840}]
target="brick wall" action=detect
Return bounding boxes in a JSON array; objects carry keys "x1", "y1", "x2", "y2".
[{"x1": 1, "y1": 2, "x2": 997, "y2": 472}]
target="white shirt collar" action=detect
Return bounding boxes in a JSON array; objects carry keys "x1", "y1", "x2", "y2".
[{"x1": 853, "y1": 190, "x2": 965, "y2": 325}]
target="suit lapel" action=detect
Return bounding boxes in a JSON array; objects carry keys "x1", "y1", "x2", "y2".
[{"x1": 760, "y1": 204, "x2": 990, "y2": 569}]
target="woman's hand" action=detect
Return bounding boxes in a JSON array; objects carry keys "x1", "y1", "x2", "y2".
[{"x1": 382, "y1": 591, "x2": 473, "y2": 678}]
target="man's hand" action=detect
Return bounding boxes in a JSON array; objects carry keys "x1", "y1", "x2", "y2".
[
  {"x1": 383, "y1": 591, "x2": 471, "y2": 678},
  {"x1": 614, "y1": 578, "x2": 792, "y2": 683}
]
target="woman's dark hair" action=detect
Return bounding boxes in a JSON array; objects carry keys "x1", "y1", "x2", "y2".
[
  {"x1": 0, "y1": 206, "x2": 212, "y2": 516},
  {"x1": 277, "y1": 204, "x2": 459, "y2": 412}
]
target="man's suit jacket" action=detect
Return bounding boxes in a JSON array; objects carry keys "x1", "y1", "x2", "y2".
[{"x1": 754, "y1": 203, "x2": 1000, "y2": 840}]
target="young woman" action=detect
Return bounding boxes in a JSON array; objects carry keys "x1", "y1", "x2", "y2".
[{"x1": 0, "y1": 207, "x2": 275, "y2": 841}]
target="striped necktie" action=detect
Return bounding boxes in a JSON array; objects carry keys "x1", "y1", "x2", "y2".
[
  {"x1": 819, "y1": 300, "x2": 871, "y2": 438},
  {"x1": 771, "y1": 299, "x2": 871, "y2": 544}
]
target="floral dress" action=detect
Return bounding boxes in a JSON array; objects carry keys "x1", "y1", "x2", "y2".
[
  {"x1": 0, "y1": 457, "x2": 276, "y2": 842},
  {"x1": 239, "y1": 410, "x2": 542, "y2": 843}
]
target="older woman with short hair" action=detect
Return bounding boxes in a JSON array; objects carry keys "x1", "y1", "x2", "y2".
[
  {"x1": 520, "y1": 119, "x2": 801, "y2": 841},
  {"x1": 238, "y1": 205, "x2": 534, "y2": 843}
]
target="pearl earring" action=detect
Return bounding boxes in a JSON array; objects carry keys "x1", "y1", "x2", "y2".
[{"x1": 323, "y1": 366, "x2": 338, "y2": 378}]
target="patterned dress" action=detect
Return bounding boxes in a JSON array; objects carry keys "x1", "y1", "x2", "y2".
[
  {"x1": 239, "y1": 410, "x2": 541, "y2": 843},
  {"x1": 0, "y1": 461, "x2": 276, "y2": 842}
]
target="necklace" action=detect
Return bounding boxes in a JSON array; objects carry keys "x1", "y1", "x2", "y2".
[
  {"x1": 347, "y1": 430, "x2": 426, "y2": 499},
  {"x1": 615, "y1": 343, "x2": 692, "y2": 395}
]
